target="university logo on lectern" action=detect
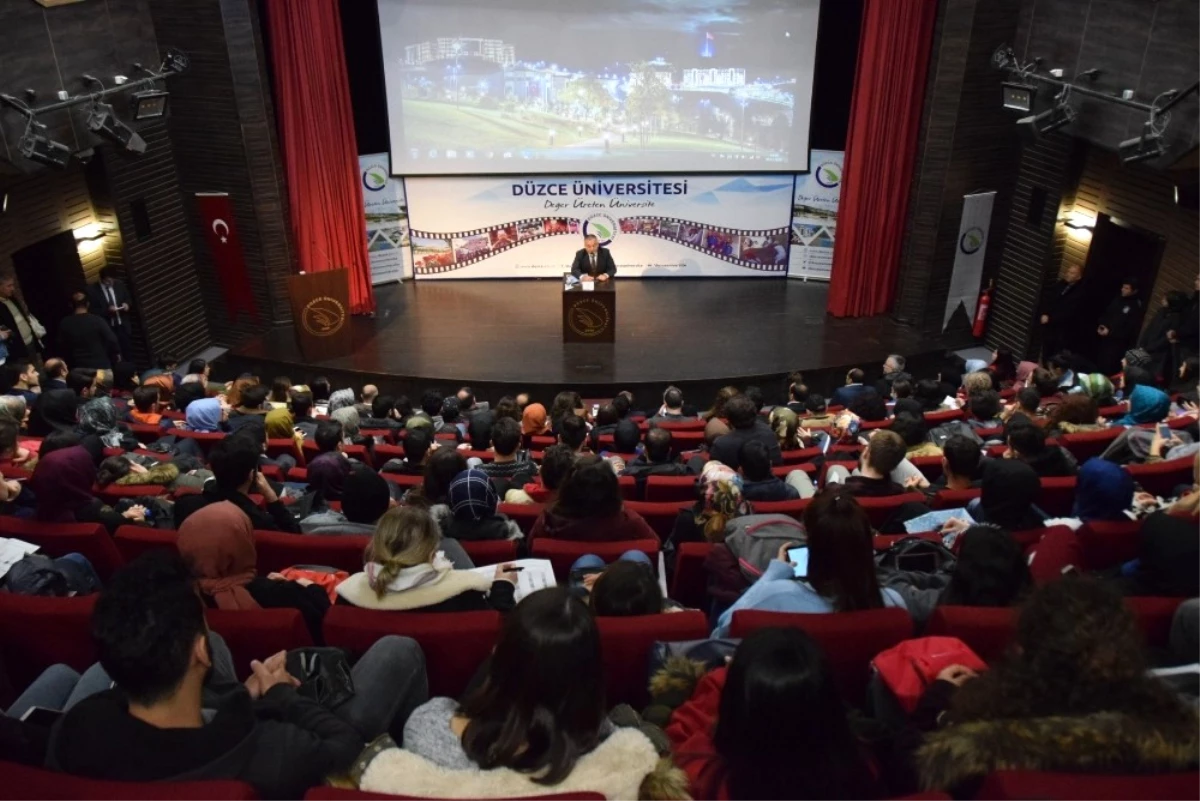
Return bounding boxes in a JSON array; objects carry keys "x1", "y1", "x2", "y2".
[
  {"x1": 302, "y1": 296, "x2": 347, "y2": 337},
  {"x1": 568, "y1": 298, "x2": 610, "y2": 338}
]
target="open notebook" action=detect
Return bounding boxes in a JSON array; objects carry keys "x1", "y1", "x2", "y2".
[{"x1": 467, "y1": 559, "x2": 557, "y2": 602}]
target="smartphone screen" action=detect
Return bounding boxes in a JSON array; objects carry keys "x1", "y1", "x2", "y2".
[
  {"x1": 787, "y1": 546, "x2": 810, "y2": 579},
  {"x1": 20, "y1": 706, "x2": 62, "y2": 727},
  {"x1": 1158, "y1": 424, "x2": 1172, "y2": 439}
]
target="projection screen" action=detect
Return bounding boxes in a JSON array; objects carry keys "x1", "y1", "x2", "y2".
[{"x1": 377, "y1": 0, "x2": 821, "y2": 176}]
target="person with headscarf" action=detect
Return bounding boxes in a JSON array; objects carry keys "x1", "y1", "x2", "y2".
[
  {"x1": 31, "y1": 445, "x2": 149, "y2": 532},
  {"x1": 307, "y1": 447, "x2": 354, "y2": 502},
  {"x1": 520, "y1": 402, "x2": 550, "y2": 444},
  {"x1": 1116, "y1": 384, "x2": 1171, "y2": 427},
  {"x1": 77, "y1": 398, "x2": 126, "y2": 448},
  {"x1": 336, "y1": 506, "x2": 516, "y2": 612},
  {"x1": 1076, "y1": 373, "x2": 1117, "y2": 408},
  {"x1": 442, "y1": 468, "x2": 522, "y2": 542},
  {"x1": 328, "y1": 388, "x2": 356, "y2": 414},
  {"x1": 1038, "y1": 458, "x2": 1135, "y2": 534},
  {"x1": 183, "y1": 397, "x2": 228, "y2": 432},
  {"x1": 666, "y1": 461, "x2": 751, "y2": 552},
  {"x1": 177, "y1": 500, "x2": 330, "y2": 641},
  {"x1": 27, "y1": 389, "x2": 77, "y2": 437},
  {"x1": 941, "y1": 459, "x2": 1046, "y2": 534}
]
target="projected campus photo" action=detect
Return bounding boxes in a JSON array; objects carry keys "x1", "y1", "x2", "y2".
[{"x1": 378, "y1": 0, "x2": 820, "y2": 176}]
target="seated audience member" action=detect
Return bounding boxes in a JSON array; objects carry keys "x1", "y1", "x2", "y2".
[
  {"x1": 302, "y1": 466, "x2": 394, "y2": 535},
  {"x1": 587, "y1": 404, "x2": 619, "y2": 452},
  {"x1": 223, "y1": 377, "x2": 256, "y2": 412},
  {"x1": 768, "y1": 407, "x2": 804, "y2": 451},
  {"x1": 830, "y1": 368, "x2": 869, "y2": 409},
  {"x1": 649, "y1": 386, "x2": 690, "y2": 424},
  {"x1": 443, "y1": 468, "x2": 522, "y2": 542},
  {"x1": 848, "y1": 389, "x2": 889, "y2": 423},
  {"x1": 45, "y1": 553, "x2": 367, "y2": 797},
  {"x1": 612, "y1": 391, "x2": 635, "y2": 421},
  {"x1": 1045, "y1": 394, "x2": 1106, "y2": 439},
  {"x1": 521, "y1": 402, "x2": 551, "y2": 441},
  {"x1": 529, "y1": 455, "x2": 657, "y2": 545},
  {"x1": 267, "y1": 376, "x2": 292, "y2": 408},
  {"x1": 966, "y1": 390, "x2": 1003, "y2": 431},
  {"x1": 1119, "y1": 364, "x2": 1157, "y2": 400},
  {"x1": 739, "y1": 440, "x2": 803, "y2": 502},
  {"x1": 703, "y1": 385, "x2": 740, "y2": 444},
  {"x1": 381, "y1": 426, "x2": 434, "y2": 476},
  {"x1": 666, "y1": 627, "x2": 882, "y2": 800},
  {"x1": 548, "y1": 390, "x2": 585, "y2": 435},
  {"x1": 66, "y1": 368, "x2": 101, "y2": 400},
  {"x1": 913, "y1": 379, "x2": 946, "y2": 413},
  {"x1": 587, "y1": 560, "x2": 668, "y2": 616},
  {"x1": 785, "y1": 379, "x2": 809, "y2": 415},
  {"x1": 0, "y1": 417, "x2": 36, "y2": 472},
  {"x1": 1118, "y1": 510, "x2": 1200, "y2": 598},
  {"x1": 1077, "y1": 373, "x2": 1118, "y2": 408},
  {"x1": 465, "y1": 409, "x2": 494, "y2": 451},
  {"x1": 179, "y1": 501, "x2": 329, "y2": 640},
  {"x1": 962, "y1": 371, "x2": 994, "y2": 397},
  {"x1": 1030, "y1": 367, "x2": 1061, "y2": 401},
  {"x1": 893, "y1": 413, "x2": 941, "y2": 458},
  {"x1": 914, "y1": 578, "x2": 1198, "y2": 794},
  {"x1": 173, "y1": 437, "x2": 301, "y2": 532},
  {"x1": 710, "y1": 395, "x2": 782, "y2": 470},
  {"x1": 440, "y1": 397, "x2": 467, "y2": 441},
  {"x1": 987, "y1": 348, "x2": 1018, "y2": 386},
  {"x1": 357, "y1": 383, "x2": 379, "y2": 416},
  {"x1": 825, "y1": 430, "x2": 907, "y2": 497},
  {"x1": 306, "y1": 375, "x2": 331, "y2": 404},
  {"x1": 171, "y1": 380, "x2": 206, "y2": 415},
  {"x1": 331, "y1": 405, "x2": 366, "y2": 447},
  {"x1": 507, "y1": 443, "x2": 574, "y2": 505},
  {"x1": 265, "y1": 406, "x2": 304, "y2": 453},
  {"x1": 407, "y1": 446, "x2": 467, "y2": 509},
  {"x1": 801, "y1": 393, "x2": 836, "y2": 428},
  {"x1": 376, "y1": 588, "x2": 680, "y2": 799},
  {"x1": 1172, "y1": 356, "x2": 1199, "y2": 402},
  {"x1": 4, "y1": 360, "x2": 40, "y2": 407},
  {"x1": 290, "y1": 391, "x2": 318, "y2": 439},
  {"x1": 621, "y1": 427, "x2": 692, "y2": 484},
  {"x1": 361, "y1": 395, "x2": 403, "y2": 431},
  {"x1": 337, "y1": 506, "x2": 517, "y2": 612},
  {"x1": 667, "y1": 461, "x2": 752, "y2": 551},
  {"x1": 328, "y1": 387, "x2": 356, "y2": 414},
  {"x1": 1047, "y1": 352, "x2": 1079, "y2": 391},
  {"x1": 944, "y1": 459, "x2": 1045, "y2": 535},
  {"x1": 1007, "y1": 420, "x2": 1077, "y2": 477},
  {"x1": 929, "y1": 434, "x2": 982, "y2": 492},
  {"x1": 609, "y1": 419, "x2": 642, "y2": 458},
  {"x1": 713, "y1": 488, "x2": 907, "y2": 636},
  {"x1": 558, "y1": 414, "x2": 590, "y2": 455},
  {"x1": 891, "y1": 378, "x2": 914, "y2": 403},
  {"x1": 1043, "y1": 458, "x2": 1135, "y2": 530},
  {"x1": 493, "y1": 395, "x2": 520, "y2": 424},
  {"x1": 938, "y1": 354, "x2": 966, "y2": 399},
  {"x1": 31, "y1": 445, "x2": 149, "y2": 532},
  {"x1": 128, "y1": 386, "x2": 169, "y2": 427},
  {"x1": 308, "y1": 420, "x2": 354, "y2": 501},
  {"x1": 77, "y1": 397, "x2": 129, "y2": 448},
  {"x1": 1116, "y1": 383, "x2": 1171, "y2": 427},
  {"x1": 877, "y1": 353, "x2": 913, "y2": 397},
  {"x1": 43, "y1": 358, "x2": 69, "y2": 391},
  {"x1": 882, "y1": 524, "x2": 1032, "y2": 628},
  {"x1": 1003, "y1": 386, "x2": 1042, "y2": 423},
  {"x1": 95, "y1": 454, "x2": 210, "y2": 494},
  {"x1": 478, "y1": 417, "x2": 536, "y2": 491},
  {"x1": 182, "y1": 396, "x2": 228, "y2": 433}
]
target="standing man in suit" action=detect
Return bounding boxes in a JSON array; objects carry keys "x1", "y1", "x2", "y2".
[
  {"x1": 1039, "y1": 264, "x2": 1085, "y2": 362},
  {"x1": 0, "y1": 272, "x2": 46, "y2": 370},
  {"x1": 570, "y1": 234, "x2": 616, "y2": 282},
  {"x1": 88, "y1": 267, "x2": 135, "y2": 362}
]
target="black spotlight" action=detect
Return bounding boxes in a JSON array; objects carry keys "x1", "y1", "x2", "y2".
[
  {"x1": 86, "y1": 102, "x2": 147, "y2": 154},
  {"x1": 18, "y1": 129, "x2": 72, "y2": 167}
]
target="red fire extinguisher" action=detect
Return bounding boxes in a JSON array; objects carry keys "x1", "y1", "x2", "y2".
[{"x1": 973, "y1": 280, "x2": 993, "y2": 338}]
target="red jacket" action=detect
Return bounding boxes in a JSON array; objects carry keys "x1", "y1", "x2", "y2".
[
  {"x1": 665, "y1": 667, "x2": 730, "y2": 801},
  {"x1": 529, "y1": 505, "x2": 659, "y2": 546}
]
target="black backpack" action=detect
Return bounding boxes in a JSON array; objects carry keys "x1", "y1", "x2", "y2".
[{"x1": 874, "y1": 536, "x2": 957, "y2": 574}]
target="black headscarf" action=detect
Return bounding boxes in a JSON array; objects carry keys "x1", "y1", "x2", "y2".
[
  {"x1": 1127, "y1": 511, "x2": 1199, "y2": 598},
  {"x1": 977, "y1": 459, "x2": 1044, "y2": 531},
  {"x1": 28, "y1": 389, "x2": 78, "y2": 437}
]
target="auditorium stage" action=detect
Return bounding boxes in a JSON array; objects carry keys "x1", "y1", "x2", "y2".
[{"x1": 227, "y1": 279, "x2": 973, "y2": 404}]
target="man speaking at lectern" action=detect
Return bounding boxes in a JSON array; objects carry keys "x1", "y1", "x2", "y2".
[{"x1": 570, "y1": 234, "x2": 616, "y2": 282}]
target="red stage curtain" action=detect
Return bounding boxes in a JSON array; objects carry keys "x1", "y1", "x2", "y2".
[
  {"x1": 827, "y1": 0, "x2": 937, "y2": 318},
  {"x1": 262, "y1": 0, "x2": 375, "y2": 314}
]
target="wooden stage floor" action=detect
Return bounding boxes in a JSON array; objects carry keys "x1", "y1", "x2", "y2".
[{"x1": 230, "y1": 279, "x2": 971, "y2": 399}]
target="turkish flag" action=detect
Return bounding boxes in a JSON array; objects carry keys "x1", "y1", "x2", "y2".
[{"x1": 196, "y1": 192, "x2": 259, "y2": 322}]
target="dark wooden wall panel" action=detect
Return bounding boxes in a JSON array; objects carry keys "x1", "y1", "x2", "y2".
[
  {"x1": 146, "y1": 0, "x2": 294, "y2": 346},
  {"x1": 0, "y1": 166, "x2": 109, "y2": 281}
]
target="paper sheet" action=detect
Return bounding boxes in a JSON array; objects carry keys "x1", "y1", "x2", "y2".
[
  {"x1": 468, "y1": 558, "x2": 557, "y2": 602},
  {"x1": 0, "y1": 537, "x2": 40, "y2": 580},
  {"x1": 903, "y1": 508, "x2": 975, "y2": 534}
]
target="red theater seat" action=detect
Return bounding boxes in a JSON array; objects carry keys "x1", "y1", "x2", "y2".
[
  {"x1": 855, "y1": 493, "x2": 928, "y2": 528},
  {"x1": 752, "y1": 498, "x2": 812, "y2": 521},
  {"x1": 974, "y1": 769, "x2": 1200, "y2": 800},
  {"x1": 1059, "y1": 428, "x2": 1123, "y2": 462},
  {"x1": 0, "y1": 762, "x2": 259, "y2": 800},
  {"x1": 174, "y1": 429, "x2": 225, "y2": 455},
  {"x1": 654, "y1": 420, "x2": 705, "y2": 432},
  {"x1": 617, "y1": 475, "x2": 637, "y2": 500},
  {"x1": 0, "y1": 594, "x2": 97, "y2": 693},
  {"x1": 127, "y1": 423, "x2": 167, "y2": 444},
  {"x1": 781, "y1": 447, "x2": 822, "y2": 465},
  {"x1": 267, "y1": 438, "x2": 307, "y2": 468},
  {"x1": 324, "y1": 608, "x2": 502, "y2": 698},
  {"x1": 1127, "y1": 456, "x2": 1195, "y2": 498},
  {"x1": 497, "y1": 502, "x2": 543, "y2": 535},
  {"x1": 910, "y1": 456, "x2": 944, "y2": 483},
  {"x1": 770, "y1": 462, "x2": 817, "y2": 479},
  {"x1": 113, "y1": 525, "x2": 178, "y2": 563},
  {"x1": 670, "y1": 541, "x2": 714, "y2": 610},
  {"x1": 93, "y1": 483, "x2": 166, "y2": 506},
  {"x1": 624, "y1": 500, "x2": 689, "y2": 541},
  {"x1": 460, "y1": 538, "x2": 519, "y2": 566},
  {"x1": 1078, "y1": 519, "x2": 1142, "y2": 570},
  {"x1": 1037, "y1": 477, "x2": 1078, "y2": 517},
  {"x1": 205, "y1": 608, "x2": 313, "y2": 681},
  {"x1": 381, "y1": 472, "x2": 424, "y2": 491},
  {"x1": 596, "y1": 611, "x2": 708, "y2": 707},
  {"x1": 304, "y1": 790, "x2": 604, "y2": 801},
  {"x1": 253, "y1": 530, "x2": 369, "y2": 574},
  {"x1": 0, "y1": 518, "x2": 123, "y2": 580},
  {"x1": 924, "y1": 409, "x2": 964, "y2": 424},
  {"x1": 730, "y1": 608, "x2": 913, "y2": 705},
  {"x1": 644, "y1": 475, "x2": 697, "y2": 502},
  {"x1": 930, "y1": 488, "x2": 981, "y2": 509},
  {"x1": 531, "y1": 539, "x2": 660, "y2": 582}
]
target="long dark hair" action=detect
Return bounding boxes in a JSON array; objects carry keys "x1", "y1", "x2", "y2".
[
  {"x1": 459, "y1": 587, "x2": 604, "y2": 784},
  {"x1": 411, "y1": 447, "x2": 466, "y2": 506},
  {"x1": 550, "y1": 455, "x2": 623, "y2": 519},
  {"x1": 940, "y1": 525, "x2": 1032, "y2": 608},
  {"x1": 948, "y1": 578, "x2": 1192, "y2": 726},
  {"x1": 713, "y1": 628, "x2": 876, "y2": 800},
  {"x1": 802, "y1": 488, "x2": 884, "y2": 611},
  {"x1": 548, "y1": 391, "x2": 583, "y2": 431}
]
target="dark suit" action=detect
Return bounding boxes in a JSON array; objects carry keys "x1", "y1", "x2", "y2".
[
  {"x1": 1040, "y1": 279, "x2": 1086, "y2": 359},
  {"x1": 0, "y1": 299, "x2": 43, "y2": 361},
  {"x1": 58, "y1": 311, "x2": 119, "y2": 370},
  {"x1": 830, "y1": 383, "x2": 871, "y2": 410},
  {"x1": 87, "y1": 279, "x2": 134, "y2": 361},
  {"x1": 570, "y1": 247, "x2": 616, "y2": 279}
]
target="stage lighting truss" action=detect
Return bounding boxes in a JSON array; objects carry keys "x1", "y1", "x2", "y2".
[
  {"x1": 993, "y1": 44, "x2": 1197, "y2": 156},
  {"x1": 0, "y1": 48, "x2": 186, "y2": 168}
]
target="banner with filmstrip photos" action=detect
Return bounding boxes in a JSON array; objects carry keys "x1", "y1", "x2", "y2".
[{"x1": 404, "y1": 174, "x2": 794, "y2": 280}]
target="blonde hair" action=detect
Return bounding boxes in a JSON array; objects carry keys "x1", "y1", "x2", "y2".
[
  {"x1": 365, "y1": 506, "x2": 441, "y2": 598},
  {"x1": 963, "y1": 371, "x2": 993, "y2": 395},
  {"x1": 769, "y1": 407, "x2": 802, "y2": 450}
]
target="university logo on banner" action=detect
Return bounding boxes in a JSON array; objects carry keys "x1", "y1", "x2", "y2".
[
  {"x1": 358, "y1": 154, "x2": 411, "y2": 284},
  {"x1": 942, "y1": 191, "x2": 996, "y2": 331},
  {"x1": 787, "y1": 149, "x2": 843, "y2": 281}
]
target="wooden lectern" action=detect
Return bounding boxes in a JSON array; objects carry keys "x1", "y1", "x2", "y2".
[
  {"x1": 288, "y1": 270, "x2": 353, "y2": 361},
  {"x1": 562, "y1": 274, "x2": 616, "y2": 343}
]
